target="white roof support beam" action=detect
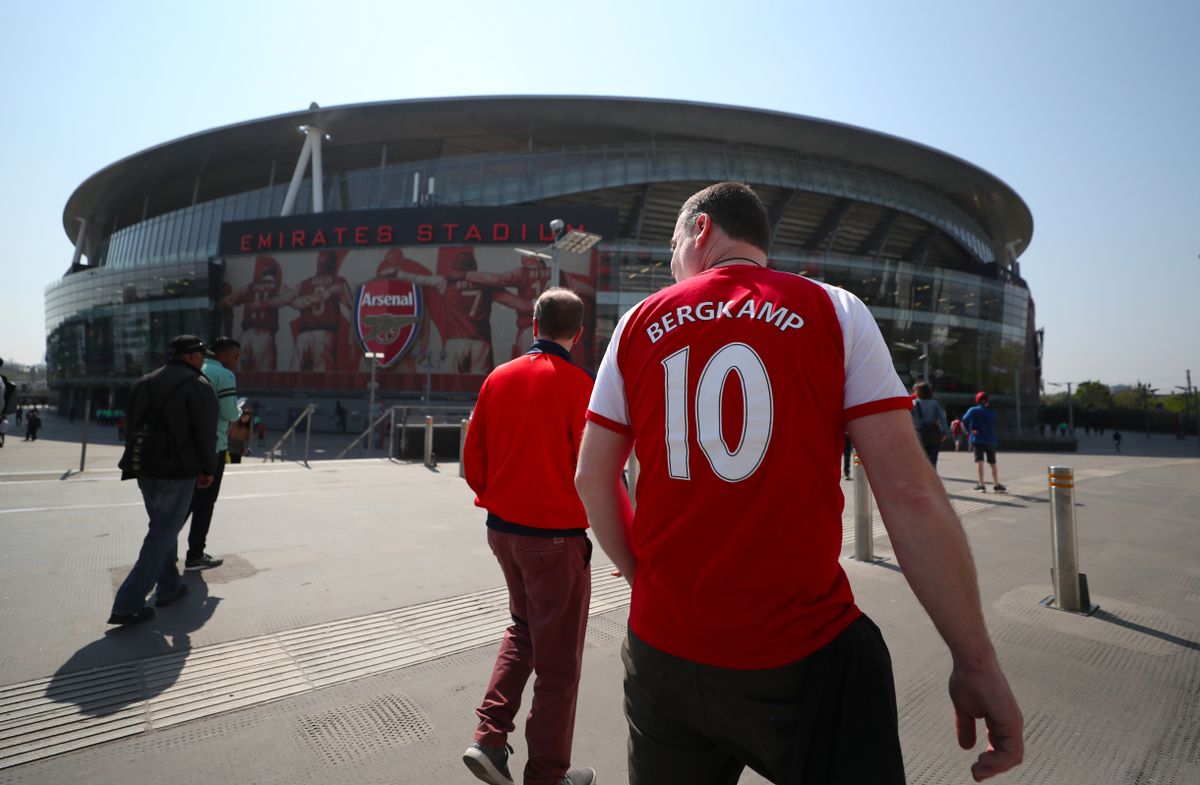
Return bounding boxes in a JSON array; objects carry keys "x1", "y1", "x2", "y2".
[
  {"x1": 280, "y1": 123, "x2": 326, "y2": 216},
  {"x1": 70, "y1": 217, "x2": 88, "y2": 267}
]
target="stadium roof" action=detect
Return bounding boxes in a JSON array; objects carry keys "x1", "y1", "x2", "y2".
[{"x1": 64, "y1": 96, "x2": 1032, "y2": 264}]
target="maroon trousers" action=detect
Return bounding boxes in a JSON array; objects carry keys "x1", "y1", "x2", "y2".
[{"x1": 475, "y1": 529, "x2": 592, "y2": 785}]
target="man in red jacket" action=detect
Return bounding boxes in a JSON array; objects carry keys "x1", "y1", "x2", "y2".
[{"x1": 462, "y1": 288, "x2": 597, "y2": 785}]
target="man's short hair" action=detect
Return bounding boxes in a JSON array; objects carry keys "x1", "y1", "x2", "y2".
[
  {"x1": 679, "y1": 182, "x2": 771, "y2": 253},
  {"x1": 210, "y1": 337, "x2": 241, "y2": 354},
  {"x1": 534, "y1": 288, "x2": 585, "y2": 341},
  {"x1": 913, "y1": 381, "x2": 933, "y2": 400}
]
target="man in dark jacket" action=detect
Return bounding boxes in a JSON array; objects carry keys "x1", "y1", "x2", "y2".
[{"x1": 109, "y1": 335, "x2": 218, "y2": 625}]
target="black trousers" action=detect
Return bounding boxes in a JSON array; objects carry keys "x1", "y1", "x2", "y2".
[
  {"x1": 623, "y1": 615, "x2": 906, "y2": 785},
  {"x1": 186, "y1": 452, "x2": 226, "y2": 559}
]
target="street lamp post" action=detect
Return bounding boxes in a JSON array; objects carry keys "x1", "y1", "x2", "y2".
[
  {"x1": 515, "y1": 221, "x2": 603, "y2": 290},
  {"x1": 549, "y1": 218, "x2": 564, "y2": 288},
  {"x1": 365, "y1": 351, "x2": 383, "y2": 455}
]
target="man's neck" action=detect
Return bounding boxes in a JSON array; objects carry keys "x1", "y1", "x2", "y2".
[{"x1": 702, "y1": 240, "x2": 767, "y2": 271}]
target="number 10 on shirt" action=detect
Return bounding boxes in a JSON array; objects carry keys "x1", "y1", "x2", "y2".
[{"x1": 662, "y1": 342, "x2": 774, "y2": 483}]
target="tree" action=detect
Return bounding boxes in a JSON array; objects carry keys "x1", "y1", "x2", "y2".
[
  {"x1": 1074, "y1": 380, "x2": 1113, "y2": 409},
  {"x1": 1112, "y1": 388, "x2": 1141, "y2": 409}
]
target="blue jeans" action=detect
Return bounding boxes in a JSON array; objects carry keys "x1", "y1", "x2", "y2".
[{"x1": 112, "y1": 477, "x2": 196, "y2": 614}]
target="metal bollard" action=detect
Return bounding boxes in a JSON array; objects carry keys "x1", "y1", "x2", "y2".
[
  {"x1": 1045, "y1": 466, "x2": 1097, "y2": 614},
  {"x1": 388, "y1": 409, "x2": 396, "y2": 460},
  {"x1": 625, "y1": 450, "x2": 640, "y2": 508},
  {"x1": 853, "y1": 452, "x2": 874, "y2": 561},
  {"x1": 423, "y1": 415, "x2": 435, "y2": 468},
  {"x1": 458, "y1": 419, "x2": 469, "y2": 478},
  {"x1": 303, "y1": 406, "x2": 312, "y2": 467},
  {"x1": 79, "y1": 399, "x2": 92, "y2": 473}
]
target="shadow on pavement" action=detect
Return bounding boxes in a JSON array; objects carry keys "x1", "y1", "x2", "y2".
[
  {"x1": 1092, "y1": 609, "x2": 1200, "y2": 653},
  {"x1": 44, "y1": 575, "x2": 222, "y2": 717}
]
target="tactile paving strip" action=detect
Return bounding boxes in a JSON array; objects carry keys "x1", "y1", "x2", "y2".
[{"x1": 0, "y1": 568, "x2": 631, "y2": 770}]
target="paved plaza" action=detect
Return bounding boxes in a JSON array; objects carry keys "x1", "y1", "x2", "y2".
[{"x1": 0, "y1": 413, "x2": 1197, "y2": 784}]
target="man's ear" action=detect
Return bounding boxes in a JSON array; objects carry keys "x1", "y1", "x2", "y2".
[
  {"x1": 694, "y1": 213, "x2": 711, "y2": 246},
  {"x1": 532, "y1": 319, "x2": 541, "y2": 339},
  {"x1": 570, "y1": 325, "x2": 584, "y2": 348}
]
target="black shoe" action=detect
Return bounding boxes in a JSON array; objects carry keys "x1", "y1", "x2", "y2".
[
  {"x1": 107, "y1": 607, "x2": 155, "y2": 625},
  {"x1": 974, "y1": 483, "x2": 987, "y2": 492},
  {"x1": 561, "y1": 768, "x2": 597, "y2": 785},
  {"x1": 993, "y1": 483, "x2": 1007, "y2": 493},
  {"x1": 185, "y1": 553, "x2": 223, "y2": 571},
  {"x1": 463, "y1": 743, "x2": 514, "y2": 785},
  {"x1": 155, "y1": 583, "x2": 189, "y2": 607}
]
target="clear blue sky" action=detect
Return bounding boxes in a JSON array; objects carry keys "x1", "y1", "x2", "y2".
[{"x1": 2, "y1": 1, "x2": 1197, "y2": 393}]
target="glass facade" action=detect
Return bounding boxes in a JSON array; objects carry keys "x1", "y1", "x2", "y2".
[
  {"x1": 45, "y1": 261, "x2": 214, "y2": 391},
  {"x1": 50, "y1": 133, "x2": 1034, "y2": 423},
  {"x1": 592, "y1": 244, "x2": 1034, "y2": 419}
]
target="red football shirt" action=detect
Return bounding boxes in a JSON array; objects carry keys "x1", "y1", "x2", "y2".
[
  {"x1": 586, "y1": 265, "x2": 909, "y2": 669},
  {"x1": 466, "y1": 346, "x2": 594, "y2": 531}
]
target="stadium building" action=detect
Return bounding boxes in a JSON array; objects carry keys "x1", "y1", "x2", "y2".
[{"x1": 47, "y1": 96, "x2": 1037, "y2": 428}]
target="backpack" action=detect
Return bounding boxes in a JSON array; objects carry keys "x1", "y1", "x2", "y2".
[
  {"x1": 119, "y1": 374, "x2": 193, "y2": 478},
  {"x1": 915, "y1": 400, "x2": 943, "y2": 447},
  {"x1": 0, "y1": 376, "x2": 15, "y2": 416}
]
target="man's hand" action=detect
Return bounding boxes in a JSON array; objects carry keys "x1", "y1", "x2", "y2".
[
  {"x1": 949, "y1": 658, "x2": 1024, "y2": 781},
  {"x1": 197, "y1": 473, "x2": 214, "y2": 490}
]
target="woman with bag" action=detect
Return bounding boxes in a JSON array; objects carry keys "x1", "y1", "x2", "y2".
[
  {"x1": 911, "y1": 381, "x2": 949, "y2": 467},
  {"x1": 227, "y1": 405, "x2": 253, "y2": 464}
]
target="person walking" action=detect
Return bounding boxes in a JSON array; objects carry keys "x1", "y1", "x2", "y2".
[
  {"x1": 227, "y1": 405, "x2": 253, "y2": 463},
  {"x1": 461, "y1": 288, "x2": 598, "y2": 785},
  {"x1": 952, "y1": 416, "x2": 966, "y2": 450},
  {"x1": 962, "y1": 391, "x2": 1006, "y2": 492},
  {"x1": 183, "y1": 337, "x2": 240, "y2": 571},
  {"x1": 24, "y1": 408, "x2": 41, "y2": 441},
  {"x1": 0, "y1": 415, "x2": 8, "y2": 447},
  {"x1": 108, "y1": 335, "x2": 217, "y2": 625},
  {"x1": 911, "y1": 380, "x2": 949, "y2": 467},
  {"x1": 575, "y1": 182, "x2": 1022, "y2": 784}
]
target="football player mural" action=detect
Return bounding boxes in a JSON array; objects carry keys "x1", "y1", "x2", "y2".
[
  {"x1": 219, "y1": 255, "x2": 284, "y2": 371},
  {"x1": 219, "y1": 243, "x2": 598, "y2": 392}
]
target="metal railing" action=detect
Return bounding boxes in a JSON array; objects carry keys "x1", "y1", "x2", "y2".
[
  {"x1": 264, "y1": 404, "x2": 315, "y2": 466},
  {"x1": 336, "y1": 405, "x2": 403, "y2": 460}
]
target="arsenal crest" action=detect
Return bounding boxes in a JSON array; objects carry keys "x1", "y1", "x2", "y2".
[{"x1": 355, "y1": 278, "x2": 422, "y2": 367}]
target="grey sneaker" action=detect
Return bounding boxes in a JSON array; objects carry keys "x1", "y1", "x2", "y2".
[
  {"x1": 185, "y1": 553, "x2": 224, "y2": 571},
  {"x1": 562, "y1": 767, "x2": 597, "y2": 785},
  {"x1": 463, "y1": 742, "x2": 514, "y2": 785}
]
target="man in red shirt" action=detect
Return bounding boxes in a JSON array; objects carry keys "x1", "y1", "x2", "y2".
[
  {"x1": 462, "y1": 288, "x2": 597, "y2": 785},
  {"x1": 575, "y1": 183, "x2": 1023, "y2": 784},
  {"x1": 286, "y1": 250, "x2": 353, "y2": 372},
  {"x1": 220, "y1": 256, "x2": 284, "y2": 371}
]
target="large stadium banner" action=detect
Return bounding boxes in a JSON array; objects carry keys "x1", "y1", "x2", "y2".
[{"x1": 217, "y1": 207, "x2": 616, "y2": 394}]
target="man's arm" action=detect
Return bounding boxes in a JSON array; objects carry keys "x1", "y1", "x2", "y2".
[
  {"x1": 575, "y1": 422, "x2": 637, "y2": 583},
  {"x1": 465, "y1": 268, "x2": 519, "y2": 287},
  {"x1": 462, "y1": 391, "x2": 488, "y2": 496},
  {"x1": 215, "y1": 369, "x2": 240, "y2": 425},
  {"x1": 493, "y1": 290, "x2": 532, "y2": 315},
  {"x1": 848, "y1": 408, "x2": 1023, "y2": 781},
  {"x1": 218, "y1": 286, "x2": 248, "y2": 309},
  {"x1": 387, "y1": 269, "x2": 448, "y2": 294}
]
